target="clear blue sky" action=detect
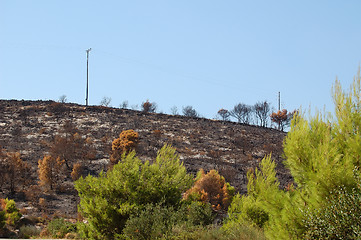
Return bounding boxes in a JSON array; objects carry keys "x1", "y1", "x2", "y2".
[{"x1": 1, "y1": 1, "x2": 361, "y2": 119}]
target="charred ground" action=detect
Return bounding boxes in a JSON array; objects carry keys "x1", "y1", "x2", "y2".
[{"x1": 0, "y1": 100, "x2": 291, "y2": 217}]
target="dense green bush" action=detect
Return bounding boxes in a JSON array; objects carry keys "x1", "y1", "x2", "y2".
[
  {"x1": 171, "y1": 223, "x2": 265, "y2": 240},
  {"x1": 303, "y1": 183, "x2": 361, "y2": 239},
  {"x1": 0, "y1": 199, "x2": 22, "y2": 238},
  {"x1": 224, "y1": 155, "x2": 286, "y2": 232},
  {"x1": 244, "y1": 205, "x2": 269, "y2": 229},
  {"x1": 221, "y1": 222, "x2": 266, "y2": 240},
  {"x1": 123, "y1": 203, "x2": 183, "y2": 240},
  {"x1": 186, "y1": 201, "x2": 214, "y2": 226},
  {"x1": 75, "y1": 144, "x2": 193, "y2": 239},
  {"x1": 0, "y1": 198, "x2": 21, "y2": 227},
  {"x1": 47, "y1": 218, "x2": 77, "y2": 238},
  {"x1": 122, "y1": 200, "x2": 215, "y2": 239},
  {"x1": 19, "y1": 225, "x2": 41, "y2": 239}
]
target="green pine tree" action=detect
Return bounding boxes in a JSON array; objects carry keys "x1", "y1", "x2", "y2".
[
  {"x1": 75, "y1": 144, "x2": 193, "y2": 239},
  {"x1": 226, "y1": 69, "x2": 361, "y2": 239}
]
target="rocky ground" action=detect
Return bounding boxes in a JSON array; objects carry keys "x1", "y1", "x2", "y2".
[{"x1": 0, "y1": 100, "x2": 291, "y2": 218}]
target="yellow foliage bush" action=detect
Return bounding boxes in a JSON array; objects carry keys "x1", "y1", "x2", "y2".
[{"x1": 184, "y1": 169, "x2": 234, "y2": 212}]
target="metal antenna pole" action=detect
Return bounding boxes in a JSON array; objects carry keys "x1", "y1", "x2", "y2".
[{"x1": 86, "y1": 48, "x2": 92, "y2": 106}]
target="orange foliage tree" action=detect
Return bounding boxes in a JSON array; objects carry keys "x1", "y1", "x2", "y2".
[
  {"x1": 270, "y1": 109, "x2": 296, "y2": 131},
  {"x1": 38, "y1": 155, "x2": 65, "y2": 191},
  {"x1": 71, "y1": 162, "x2": 83, "y2": 181},
  {"x1": 0, "y1": 147, "x2": 6, "y2": 189},
  {"x1": 110, "y1": 130, "x2": 139, "y2": 165},
  {"x1": 141, "y1": 100, "x2": 157, "y2": 113},
  {"x1": 184, "y1": 169, "x2": 235, "y2": 212},
  {"x1": 0, "y1": 148, "x2": 31, "y2": 194}
]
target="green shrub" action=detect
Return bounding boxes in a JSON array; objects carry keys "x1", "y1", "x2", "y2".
[
  {"x1": 122, "y1": 201, "x2": 214, "y2": 239},
  {"x1": 222, "y1": 222, "x2": 266, "y2": 240},
  {"x1": 170, "y1": 225, "x2": 222, "y2": 240},
  {"x1": 0, "y1": 198, "x2": 21, "y2": 226},
  {"x1": 245, "y1": 206, "x2": 268, "y2": 229},
  {"x1": 47, "y1": 218, "x2": 76, "y2": 238},
  {"x1": 123, "y1": 203, "x2": 182, "y2": 240},
  {"x1": 19, "y1": 225, "x2": 41, "y2": 239},
  {"x1": 5, "y1": 211, "x2": 22, "y2": 227},
  {"x1": 170, "y1": 223, "x2": 265, "y2": 240},
  {"x1": 75, "y1": 144, "x2": 193, "y2": 239},
  {"x1": 225, "y1": 155, "x2": 286, "y2": 232},
  {"x1": 303, "y1": 184, "x2": 361, "y2": 239},
  {"x1": 186, "y1": 201, "x2": 214, "y2": 226}
]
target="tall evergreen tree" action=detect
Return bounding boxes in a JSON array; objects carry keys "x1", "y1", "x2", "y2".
[{"x1": 226, "y1": 69, "x2": 361, "y2": 239}]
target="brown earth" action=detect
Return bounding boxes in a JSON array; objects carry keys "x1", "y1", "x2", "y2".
[{"x1": 0, "y1": 99, "x2": 291, "y2": 218}]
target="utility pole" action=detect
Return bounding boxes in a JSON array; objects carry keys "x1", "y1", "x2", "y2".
[
  {"x1": 85, "y1": 48, "x2": 92, "y2": 106},
  {"x1": 278, "y1": 91, "x2": 281, "y2": 130}
]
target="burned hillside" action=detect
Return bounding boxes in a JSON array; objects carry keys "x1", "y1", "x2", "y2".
[{"x1": 0, "y1": 100, "x2": 290, "y2": 216}]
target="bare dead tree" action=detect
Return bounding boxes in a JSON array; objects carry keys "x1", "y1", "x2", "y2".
[
  {"x1": 253, "y1": 101, "x2": 271, "y2": 127},
  {"x1": 170, "y1": 106, "x2": 179, "y2": 115},
  {"x1": 58, "y1": 95, "x2": 67, "y2": 103},
  {"x1": 100, "y1": 97, "x2": 112, "y2": 107},
  {"x1": 230, "y1": 103, "x2": 253, "y2": 124},
  {"x1": 131, "y1": 104, "x2": 139, "y2": 110},
  {"x1": 217, "y1": 108, "x2": 230, "y2": 121},
  {"x1": 182, "y1": 106, "x2": 199, "y2": 118},
  {"x1": 120, "y1": 100, "x2": 129, "y2": 109}
]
